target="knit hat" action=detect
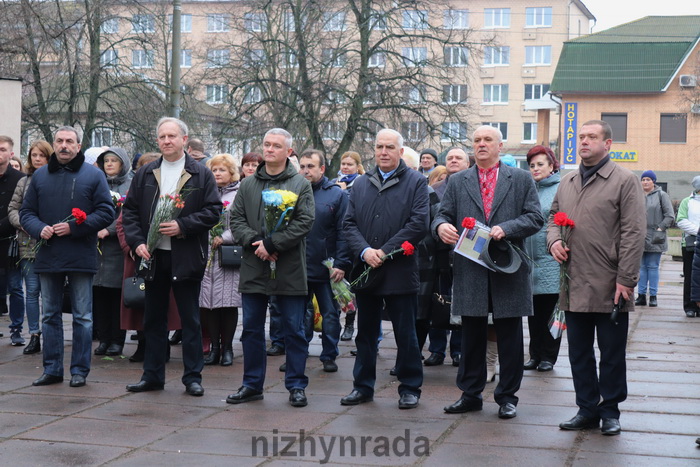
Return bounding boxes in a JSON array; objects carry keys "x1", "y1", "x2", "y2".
[
  {"x1": 640, "y1": 170, "x2": 656, "y2": 182},
  {"x1": 420, "y1": 148, "x2": 438, "y2": 163},
  {"x1": 692, "y1": 175, "x2": 700, "y2": 192},
  {"x1": 84, "y1": 147, "x2": 103, "y2": 165}
]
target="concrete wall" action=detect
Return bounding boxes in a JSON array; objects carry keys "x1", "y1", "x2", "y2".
[{"x1": 0, "y1": 78, "x2": 22, "y2": 147}]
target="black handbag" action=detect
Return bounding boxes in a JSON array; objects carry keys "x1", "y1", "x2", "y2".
[
  {"x1": 123, "y1": 276, "x2": 146, "y2": 309},
  {"x1": 650, "y1": 229, "x2": 665, "y2": 245},
  {"x1": 219, "y1": 245, "x2": 243, "y2": 267}
]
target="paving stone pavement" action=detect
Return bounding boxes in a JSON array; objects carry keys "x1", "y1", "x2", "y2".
[{"x1": 0, "y1": 255, "x2": 698, "y2": 466}]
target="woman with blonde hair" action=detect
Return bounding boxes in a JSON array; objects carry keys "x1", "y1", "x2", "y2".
[{"x1": 332, "y1": 151, "x2": 364, "y2": 191}]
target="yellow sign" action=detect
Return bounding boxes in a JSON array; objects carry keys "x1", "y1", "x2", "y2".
[{"x1": 609, "y1": 150, "x2": 638, "y2": 162}]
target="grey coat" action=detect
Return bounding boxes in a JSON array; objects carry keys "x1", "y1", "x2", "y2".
[
  {"x1": 643, "y1": 186, "x2": 674, "y2": 253},
  {"x1": 432, "y1": 163, "x2": 544, "y2": 318},
  {"x1": 8, "y1": 176, "x2": 37, "y2": 259}
]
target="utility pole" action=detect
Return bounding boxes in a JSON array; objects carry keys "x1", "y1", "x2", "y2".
[{"x1": 168, "y1": 0, "x2": 182, "y2": 118}]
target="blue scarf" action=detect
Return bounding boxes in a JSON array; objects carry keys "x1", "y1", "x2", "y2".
[{"x1": 337, "y1": 172, "x2": 359, "y2": 184}]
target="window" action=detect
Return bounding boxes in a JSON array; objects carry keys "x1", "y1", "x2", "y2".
[
  {"x1": 132, "y1": 14, "x2": 154, "y2": 33},
  {"x1": 444, "y1": 9, "x2": 468, "y2": 29},
  {"x1": 244, "y1": 12, "x2": 267, "y2": 32},
  {"x1": 483, "y1": 84, "x2": 509, "y2": 104},
  {"x1": 442, "y1": 122, "x2": 467, "y2": 141},
  {"x1": 360, "y1": 121, "x2": 384, "y2": 141},
  {"x1": 322, "y1": 48, "x2": 346, "y2": 68},
  {"x1": 523, "y1": 122, "x2": 538, "y2": 142},
  {"x1": 206, "y1": 84, "x2": 228, "y2": 104},
  {"x1": 323, "y1": 11, "x2": 346, "y2": 31},
  {"x1": 100, "y1": 49, "x2": 118, "y2": 67},
  {"x1": 484, "y1": 46, "x2": 510, "y2": 66},
  {"x1": 402, "y1": 122, "x2": 428, "y2": 142},
  {"x1": 405, "y1": 85, "x2": 426, "y2": 104},
  {"x1": 245, "y1": 49, "x2": 266, "y2": 67},
  {"x1": 207, "y1": 14, "x2": 229, "y2": 32},
  {"x1": 181, "y1": 49, "x2": 192, "y2": 68},
  {"x1": 526, "y1": 7, "x2": 552, "y2": 27},
  {"x1": 207, "y1": 49, "x2": 230, "y2": 68},
  {"x1": 484, "y1": 8, "x2": 510, "y2": 28},
  {"x1": 101, "y1": 18, "x2": 118, "y2": 34},
  {"x1": 368, "y1": 52, "x2": 386, "y2": 67},
  {"x1": 243, "y1": 86, "x2": 262, "y2": 104},
  {"x1": 524, "y1": 84, "x2": 550, "y2": 100},
  {"x1": 402, "y1": 47, "x2": 427, "y2": 67},
  {"x1": 601, "y1": 113, "x2": 627, "y2": 143},
  {"x1": 444, "y1": 47, "x2": 468, "y2": 66},
  {"x1": 324, "y1": 88, "x2": 347, "y2": 104},
  {"x1": 364, "y1": 83, "x2": 384, "y2": 104},
  {"x1": 403, "y1": 10, "x2": 428, "y2": 29},
  {"x1": 443, "y1": 84, "x2": 468, "y2": 104},
  {"x1": 92, "y1": 128, "x2": 112, "y2": 147},
  {"x1": 284, "y1": 51, "x2": 298, "y2": 68},
  {"x1": 370, "y1": 10, "x2": 387, "y2": 30},
  {"x1": 525, "y1": 46, "x2": 552, "y2": 65},
  {"x1": 132, "y1": 49, "x2": 154, "y2": 68},
  {"x1": 169, "y1": 14, "x2": 192, "y2": 33},
  {"x1": 660, "y1": 114, "x2": 687, "y2": 143},
  {"x1": 322, "y1": 122, "x2": 343, "y2": 140},
  {"x1": 483, "y1": 122, "x2": 508, "y2": 141},
  {"x1": 284, "y1": 11, "x2": 296, "y2": 31}
]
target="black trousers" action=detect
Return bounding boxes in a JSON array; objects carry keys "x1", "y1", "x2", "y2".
[
  {"x1": 527, "y1": 294, "x2": 562, "y2": 364},
  {"x1": 142, "y1": 250, "x2": 203, "y2": 386},
  {"x1": 682, "y1": 248, "x2": 699, "y2": 312},
  {"x1": 565, "y1": 311, "x2": 628, "y2": 419},
  {"x1": 93, "y1": 286, "x2": 126, "y2": 346},
  {"x1": 457, "y1": 314, "x2": 524, "y2": 407}
]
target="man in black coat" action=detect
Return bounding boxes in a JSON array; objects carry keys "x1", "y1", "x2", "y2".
[
  {"x1": 0, "y1": 136, "x2": 26, "y2": 343},
  {"x1": 341, "y1": 128, "x2": 429, "y2": 409},
  {"x1": 122, "y1": 117, "x2": 221, "y2": 397}
]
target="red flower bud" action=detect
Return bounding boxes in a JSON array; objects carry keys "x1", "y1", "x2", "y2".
[
  {"x1": 401, "y1": 241, "x2": 415, "y2": 256},
  {"x1": 461, "y1": 217, "x2": 476, "y2": 230}
]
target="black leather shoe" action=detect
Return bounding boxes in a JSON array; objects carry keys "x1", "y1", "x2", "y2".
[
  {"x1": 648, "y1": 296, "x2": 657, "y2": 307},
  {"x1": 69, "y1": 375, "x2": 86, "y2": 387},
  {"x1": 537, "y1": 361, "x2": 554, "y2": 372},
  {"x1": 498, "y1": 402, "x2": 517, "y2": 419},
  {"x1": 323, "y1": 360, "x2": 338, "y2": 372},
  {"x1": 94, "y1": 342, "x2": 109, "y2": 355},
  {"x1": 106, "y1": 343, "x2": 123, "y2": 356},
  {"x1": 350, "y1": 349, "x2": 358, "y2": 356},
  {"x1": 601, "y1": 418, "x2": 621, "y2": 435},
  {"x1": 340, "y1": 325, "x2": 354, "y2": 341},
  {"x1": 23, "y1": 334, "x2": 41, "y2": 355},
  {"x1": 126, "y1": 380, "x2": 164, "y2": 393},
  {"x1": 424, "y1": 353, "x2": 445, "y2": 366},
  {"x1": 226, "y1": 386, "x2": 263, "y2": 404},
  {"x1": 634, "y1": 295, "x2": 646, "y2": 306},
  {"x1": 169, "y1": 329, "x2": 182, "y2": 345},
  {"x1": 220, "y1": 349, "x2": 233, "y2": 366},
  {"x1": 524, "y1": 359, "x2": 540, "y2": 370},
  {"x1": 279, "y1": 362, "x2": 286, "y2": 372},
  {"x1": 452, "y1": 354, "x2": 461, "y2": 367},
  {"x1": 389, "y1": 366, "x2": 397, "y2": 376},
  {"x1": 444, "y1": 398, "x2": 483, "y2": 414},
  {"x1": 686, "y1": 310, "x2": 697, "y2": 317},
  {"x1": 203, "y1": 348, "x2": 221, "y2": 365},
  {"x1": 32, "y1": 373, "x2": 63, "y2": 386},
  {"x1": 266, "y1": 344, "x2": 285, "y2": 356},
  {"x1": 185, "y1": 382, "x2": 204, "y2": 396},
  {"x1": 398, "y1": 393, "x2": 419, "y2": 409},
  {"x1": 559, "y1": 414, "x2": 600, "y2": 430},
  {"x1": 289, "y1": 389, "x2": 308, "y2": 407},
  {"x1": 340, "y1": 389, "x2": 373, "y2": 406}
]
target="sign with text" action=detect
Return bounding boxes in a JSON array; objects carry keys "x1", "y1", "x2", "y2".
[
  {"x1": 609, "y1": 150, "x2": 638, "y2": 162},
  {"x1": 563, "y1": 102, "x2": 577, "y2": 165}
]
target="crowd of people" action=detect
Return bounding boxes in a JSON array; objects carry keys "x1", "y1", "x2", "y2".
[{"x1": 0, "y1": 116, "x2": 688, "y2": 436}]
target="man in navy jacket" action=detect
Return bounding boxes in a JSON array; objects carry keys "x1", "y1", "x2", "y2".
[
  {"x1": 341, "y1": 129, "x2": 429, "y2": 409},
  {"x1": 299, "y1": 149, "x2": 351, "y2": 372},
  {"x1": 20, "y1": 126, "x2": 114, "y2": 388}
]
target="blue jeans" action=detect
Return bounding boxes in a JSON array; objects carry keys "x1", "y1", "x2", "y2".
[
  {"x1": 306, "y1": 281, "x2": 341, "y2": 362},
  {"x1": 7, "y1": 265, "x2": 25, "y2": 333},
  {"x1": 638, "y1": 252, "x2": 662, "y2": 296},
  {"x1": 40, "y1": 272, "x2": 94, "y2": 377},
  {"x1": 268, "y1": 296, "x2": 284, "y2": 349},
  {"x1": 20, "y1": 260, "x2": 41, "y2": 334},
  {"x1": 242, "y1": 293, "x2": 308, "y2": 391},
  {"x1": 427, "y1": 328, "x2": 462, "y2": 359}
]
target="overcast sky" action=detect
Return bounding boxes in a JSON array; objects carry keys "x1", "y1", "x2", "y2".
[{"x1": 583, "y1": 0, "x2": 700, "y2": 32}]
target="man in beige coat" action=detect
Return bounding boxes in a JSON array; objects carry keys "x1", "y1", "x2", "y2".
[{"x1": 547, "y1": 120, "x2": 645, "y2": 436}]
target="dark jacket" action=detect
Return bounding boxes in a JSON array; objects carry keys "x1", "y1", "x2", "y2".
[
  {"x1": 121, "y1": 153, "x2": 222, "y2": 281},
  {"x1": 343, "y1": 159, "x2": 429, "y2": 295},
  {"x1": 306, "y1": 176, "x2": 351, "y2": 282},
  {"x1": 0, "y1": 166, "x2": 26, "y2": 267},
  {"x1": 94, "y1": 147, "x2": 132, "y2": 288},
  {"x1": 230, "y1": 159, "x2": 314, "y2": 295},
  {"x1": 20, "y1": 152, "x2": 115, "y2": 273}
]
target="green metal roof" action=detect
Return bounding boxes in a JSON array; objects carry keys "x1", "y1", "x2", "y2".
[{"x1": 551, "y1": 16, "x2": 700, "y2": 94}]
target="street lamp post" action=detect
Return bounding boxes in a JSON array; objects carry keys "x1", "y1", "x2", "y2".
[{"x1": 168, "y1": 0, "x2": 182, "y2": 118}]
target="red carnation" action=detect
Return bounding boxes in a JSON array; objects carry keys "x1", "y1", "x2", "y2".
[
  {"x1": 462, "y1": 217, "x2": 476, "y2": 230},
  {"x1": 72, "y1": 208, "x2": 87, "y2": 225},
  {"x1": 553, "y1": 212, "x2": 569, "y2": 227},
  {"x1": 565, "y1": 218, "x2": 576, "y2": 228},
  {"x1": 401, "y1": 241, "x2": 415, "y2": 256}
]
